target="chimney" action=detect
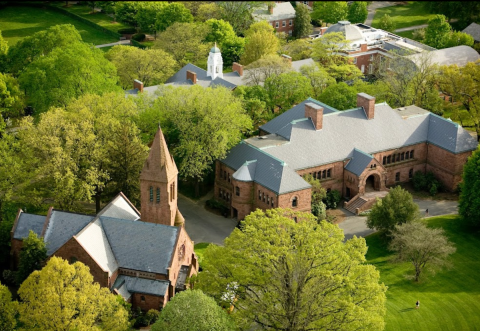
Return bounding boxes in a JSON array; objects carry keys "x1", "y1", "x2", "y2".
[
  {"x1": 281, "y1": 54, "x2": 292, "y2": 65},
  {"x1": 357, "y1": 93, "x2": 376, "y2": 120},
  {"x1": 232, "y1": 62, "x2": 243, "y2": 76},
  {"x1": 305, "y1": 103, "x2": 324, "y2": 130},
  {"x1": 268, "y1": 4, "x2": 274, "y2": 14},
  {"x1": 360, "y1": 43, "x2": 367, "y2": 52},
  {"x1": 320, "y1": 26, "x2": 328, "y2": 35},
  {"x1": 186, "y1": 70, "x2": 197, "y2": 84},
  {"x1": 133, "y1": 79, "x2": 144, "y2": 93}
]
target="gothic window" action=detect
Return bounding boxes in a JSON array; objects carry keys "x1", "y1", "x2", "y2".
[
  {"x1": 156, "y1": 188, "x2": 160, "y2": 203},
  {"x1": 401, "y1": 152, "x2": 405, "y2": 161},
  {"x1": 292, "y1": 197, "x2": 298, "y2": 207},
  {"x1": 149, "y1": 186, "x2": 153, "y2": 202},
  {"x1": 235, "y1": 186, "x2": 240, "y2": 196},
  {"x1": 396, "y1": 154, "x2": 400, "y2": 162},
  {"x1": 327, "y1": 169, "x2": 331, "y2": 178},
  {"x1": 409, "y1": 169, "x2": 413, "y2": 179},
  {"x1": 322, "y1": 170, "x2": 326, "y2": 179},
  {"x1": 395, "y1": 172, "x2": 400, "y2": 181},
  {"x1": 387, "y1": 155, "x2": 391, "y2": 164},
  {"x1": 410, "y1": 150, "x2": 414, "y2": 159},
  {"x1": 383, "y1": 156, "x2": 386, "y2": 165}
]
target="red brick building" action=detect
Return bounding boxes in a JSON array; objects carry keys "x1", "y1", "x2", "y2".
[
  {"x1": 253, "y1": 2, "x2": 296, "y2": 36},
  {"x1": 11, "y1": 128, "x2": 198, "y2": 311},
  {"x1": 215, "y1": 94, "x2": 478, "y2": 218}
]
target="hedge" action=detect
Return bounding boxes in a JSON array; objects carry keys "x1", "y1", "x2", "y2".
[{"x1": 130, "y1": 39, "x2": 147, "y2": 49}]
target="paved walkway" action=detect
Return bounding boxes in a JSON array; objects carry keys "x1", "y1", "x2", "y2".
[
  {"x1": 364, "y1": 1, "x2": 397, "y2": 26},
  {"x1": 95, "y1": 40, "x2": 130, "y2": 48},
  {"x1": 338, "y1": 199, "x2": 458, "y2": 240},
  {"x1": 394, "y1": 18, "x2": 458, "y2": 33}
]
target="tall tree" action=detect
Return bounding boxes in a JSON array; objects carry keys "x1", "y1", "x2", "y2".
[
  {"x1": 105, "y1": 45, "x2": 177, "y2": 89},
  {"x1": 196, "y1": 3, "x2": 223, "y2": 21},
  {"x1": 135, "y1": 2, "x2": 167, "y2": 37},
  {"x1": 366, "y1": 186, "x2": 420, "y2": 238},
  {"x1": 243, "y1": 54, "x2": 291, "y2": 85},
  {"x1": 444, "y1": 31, "x2": 474, "y2": 48},
  {"x1": 179, "y1": 1, "x2": 209, "y2": 17},
  {"x1": 18, "y1": 256, "x2": 129, "y2": 331},
  {"x1": 424, "y1": 14, "x2": 451, "y2": 49},
  {"x1": 312, "y1": 31, "x2": 349, "y2": 66},
  {"x1": 217, "y1": 1, "x2": 265, "y2": 35},
  {"x1": 293, "y1": 3, "x2": 313, "y2": 38},
  {"x1": 240, "y1": 21, "x2": 280, "y2": 65},
  {"x1": 348, "y1": 1, "x2": 368, "y2": 24},
  {"x1": 0, "y1": 31, "x2": 8, "y2": 72},
  {"x1": 205, "y1": 19, "x2": 245, "y2": 66},
  {"x1": 319, "y1": 82, "x2": 358, "y2": 110},
  {"x1": 151, "y1": 290, "x2": 236, "y2": 331},
  {"x1": 303, "y1": 174, "x2": 327, "y2": 220},
  {"x1": 299, "y1": 63, "x2": 336, "y2": 99},
  {"x1": 18, "y1": 42, "x2": 121, "y2": 114},
  {"x1": 389, "y1": 221, "x2": 456, "y2": 282},
  {"x1": 265, "y1": 71, "x2": 313, "y2": 112},
  {"x1": 98, "y1": 1, "x2": 118, "y2": 22},
  {"x1": 0, "y1": 73, "x2": 24, "y2": 133},
  {"x1": 280, "y1": 39, "x2": 312, "y2": 61},
  {"x1": 16, "y1": 230, "x2": 47, "y2": 286},
  {"x1": 459, "y1": 146, "x2": 480, "y2": 226},
  {"x1": 198, "y1": 208, "x2": 387, "y2": 330},
  {"x1": 0, "y1": 282, "x2": 17, "y2": 331},
  {"x1": 233, "y1": 85, "x2": 271, "y2": 135},
  {"x1": 156, "y1": 3, "x2": 193, "y2": 32},
  {"x1": 115, "y1": 1, "x2": 140, "y2": 27},
  {"x1": 313, "y1": 1, "x2": 348, "y2": 24},
  {"x1": 378, "y1": 14, "x2": 396, "y2": 33}
]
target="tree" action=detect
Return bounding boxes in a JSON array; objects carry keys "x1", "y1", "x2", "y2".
[
  {"x1": 135, "y1": 2, "x2": 167, "y2": 36},
  {"x1": 220, "y1": 35, "x2": 246, "y2": 67},
  {"x1": 303, "y1": 174, "x2": 327, "y2": 220},
  {"x1": 243, "y1": 54, "x2": 291, "y2": 85},
  {"x1": 198, "y1": 208, "x2": 387, "y2": 330},
  {"x1": 106, "y1": 45, "x2": 177, "y2": 89},
  {"x1": 6, "y1": 24, "x2": 82, "y2": 76},
  {"x1": 366, "y1": 186, "x2": 420, "y2": 238},
  {"x1": 156, "y1": 3, "x2": 193, "y2": 32},
  {"x1": 280, "y1": 39, "x2": 312, "y2": 61},
  {"x1": 312, "y1": 32, "x2": 349, "y2": 66},
  {"x1": 217, "y1": 1, "x2": 265, "y2": 35},
  {"x1": 459, "y1": 146, "x2": 480, "y2": 226},
  {"x1": 97, "y1": 1, "x2": 118, "y2": 22},
  {"x1": 348, "y1": 1, "x2": 368, "y2": 24},
  {"x1": 424, "y1": 14, "x2": 451, "y2": 49},
  {"x1": 444, "y1": 31, "x2": 474, "y2": 48},
  {"x1": 313, "y1": 1, "x2": 348, "y2": 24},
  {"x1": 241, "y1": 21, "x2": 280, "y2": 65},
  {"x1": 18, "y1": 256, "x2": 129, "y2": 331},
  {"x1": 196, "y1": 3, "x2": 223, "y2": 22},
  {"x1": 140, "y1": 85, "x2": 252, "y2": 196},
  {"x1": 265, "y1": 71, "x2": 313, "y2": 112},
  {"x1": 154, "y1": 22, "x2": 210, "y2": 67},
  {"x1": 293, "y1": 3, "x2": 313, "y2": 38},
  {"x1": 233, "y1": 85, "x2": 271, "y2": 135},
  {"x1": 16, "y1": 230, "x2": 47, "y2": 285},
  {"x1": 319, "y1": 82, "x2": 357, "y2": 110},
  {"x1": 389, "y1": 221, "x2": 456, "y2": 282},
  {"x1": 151, "y1": 290, "x2": 236, "y2": 331},
  {"x1": 379, "y1": 14, "x2": 396, "y2": 33},
  {"x1": 0, "y1": 31, "x2": 8, "y2": 72},
  {"x1": 0, "y1": 282, "x2": 17, "y2": 331},
  {"x1": 0, "y1": 73, "x2": 24, "y2": 133},
  {"x1": 179, "y1": 1, "x2": 209, "y2": 17},
  {"x1": 19, "y1": 42, "x2": 121, "y2": 114},
  {"x1": 85, "y1": 1, "x2": 100, "y2": 13},
  {"x1": 115, "y1": 1, "x2": 140, "y2": 27},
  {"x1": 205, "y1": 19, "x2": 245, "y2": 66},
  {"x1": 300, "y1": 64, "x2": 336, "y2": 98}
]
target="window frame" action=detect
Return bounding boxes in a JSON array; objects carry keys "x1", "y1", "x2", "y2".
[
  {"x1": 292, "y1": 196, "x2": 298, "y2": 207},
  {"x1": 275, "y1": 21, "x2": 279, "y2": 28}
]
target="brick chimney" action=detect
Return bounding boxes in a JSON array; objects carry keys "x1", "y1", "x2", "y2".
[
  {"x1": 133, "y1": 79, "x2": 143, "y2": 93},
  {"x1": 357, "y1": 93, "x2": 375, "y2": 120},
  {"x1": 320, "y1": 27, "x2": 328, "y2": 35},
  {"x1": 281, "y1": 54, "x2": 292, "y2": 65},
  {"x1": 305, "y1": 103, "x2": 324, "y2": 130},
  {"x1": 360, "y1": 43, "x2": 367, "y2": 52},
  {"x1": 232, "y1": 62, "x2": 243, "y2": 76},
  {"x1": 186, "y1": 70, "x2": 197, "y2": 84},
  {"x1": 268, "y1": 4, "x2": 274, "y2": 14}
]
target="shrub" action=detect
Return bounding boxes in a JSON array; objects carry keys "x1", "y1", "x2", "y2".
[
  {"x1": 2, "y1": 270, "x2": 16, "y2": 285},
  {"x1": 324, "y1": 190, "x2": 341, "y2": 209},
  {"x1": 118, "y1": 27, "x2": 137, "y2": 34},
  {"x1": 132, "y1": 33, "x2": 145, "y2": 41},
  {"x1": 411, "y1": 171, "x2": 442, "y2": 196}
]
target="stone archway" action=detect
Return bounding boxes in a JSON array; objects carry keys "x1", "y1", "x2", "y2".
[{"x1": 364, "y1": 173, "x2": 381, "y2": 192}]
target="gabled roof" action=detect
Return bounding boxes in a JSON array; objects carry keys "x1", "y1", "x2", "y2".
[
  {"x1": 463, "y1": 22, "x2": 480, "y2": 42},
  {"x1": 344, "y1": 149, "x2": 373, "y2": 176},
  {"x1": 12, "y1": 212, "x2": 46, "y2": 240},
  {"x1": 97, "y1": 193, "x2": 140, "y2": 221},
  {"x1": 101, "y1": 217, "x2": 179, "y2": 275},
  {"x1": 112, "y1": 275, "x2": 169, "y2": 300},
  {"x1": 427, "y1": 114, "x2": 478, "y2": 153},
  {"x1": 406, "y1": 46, "x2": 480, "y2": 68},
  {"x1": 165, "y1": 63, "x2": 236, "y2": 89}
]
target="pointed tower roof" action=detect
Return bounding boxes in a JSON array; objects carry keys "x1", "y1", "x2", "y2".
[{"x1": 140, "y1": 128, "x2": 178, "y2": 183}]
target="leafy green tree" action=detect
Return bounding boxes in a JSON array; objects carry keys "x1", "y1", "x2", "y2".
[
  {"x1": 154, "y1": 22, "x2": 210, "y2": 67},
  {"x1": 0, "y1": 282, "x2": 17, "y2": 331},
  {"x1": 313, "y1": 1, "x2": 348, "y2": 24},
  {"x1": 220, "y1": 35, "x2": 245, "y2": 67},
  {"x1": 0, "y1": 73, "x2": 24, "y2": 132},
  {"x1": 115, "y1": 1, "x2": 140, "y2": 27},
  {"x1": 425, "y1": 14, "x2": 451, "y2": 49},
  {"x1": 7, "y1": 24, "x2": 82, "y2": 76},
  {"x1": 265, "y1": 71, "x2": 313, "y2": 112},
  {"x1": 379, "y1": 14, "x2": 396, "y2": 33},
  {"x1": 156, "y1": 3, "x2": 193, "y2": 32},
  {"x1": 179, "y1": 1, "x2": 209, "y2": 17},
  {"x1": 293, "y1": 3, "x2": 313, "y2": 38},
  {"x1": 139, "y1": 85, "x2": 252, "y2": 196},
  {"x1": 300, "y1": 64, "x2": 336, "y2": 98},
  {"x1": 196, "y1": 3, "x2": 223, "y2": 21},
  {"x1": 303, "y1": 174, "x2": 327, "y2": 220},
  {"x1": 19, "y1": 42, "x2": 121, "y2": 114},
  {"x1": 16, "y1": 230, "x2": 47, "y2": 286},
  {"x1": 280, "y1": 39, "x2": 312, "y2": 61},
  {"x1": 233, "y1": 85, "x2": 271, "y2": 134},
  {"x1": 444, "y1": 31, "x2": 474, "y2": 48},
  {"x1": 243, "y1": 54, "x2": 291, "y2": 85},
  {"x1": 319, "y1": 82, "x2": 357, "y2": 110},
  {"x1": 459, "y1": 146, "x2": 480, "y2": 226},
  {"x1": 0, "y1": 31, "x2": 8, "y2": 72},
  {"x1": 198, "y1": 208, "x2": 387, "y2": 331},
  {"x1": 241, "y1": 21, "x2": 280, "y2": 65},
  {"x1": 205, "y1": 19, "x2": 245, "y2": 66},
  {"x1": 217, "y1": 1, "x2": 265, "y2": 35},
  {"x1": 18, "y1": 256, "x2": 129, "y2": 331},
  {"x1": 106, "y1": 45, "x2": 177, "y2": 89},
  {"x1": 366, "y1": 186, "x2": 420, "y2": 238},
  {"x1": 98, "y1": 1, "x2": 118, "y2": 22},
  {"x1": 135, "y1": 2, "x2": 167, "y2": 36},
  {"x1": 151, "y1": 290, "x2": 236, "y2": 331},
  {"x1": 348, "y1": 1, "x2": 368, "y2": 24},
  {"x1": 312, "y1": 31, "x2": 349, "y2": 66},
  {"x1": 389, "y1": 221, "x2": 456, "y2": 282}
]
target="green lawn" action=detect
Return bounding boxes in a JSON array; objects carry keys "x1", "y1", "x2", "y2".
[
  {"x1": 194, "y1": 243, "x2": 214, "y2": 268},
  {"x1": 0, "y1": 6, "x2": 117, "y2": 46},
  {"x1": 372, "y1": 2, "x2": 438, "y2": 30},
  {"x1": 366, "y1": 215, "x2": 480, "y2": 331}
]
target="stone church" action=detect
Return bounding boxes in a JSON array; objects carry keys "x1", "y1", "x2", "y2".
[
  {"x1": 215, "y1": 94, "x2": 478, "y2": 219},
  {"x1": 11, "y1": 128, "x2": 198, "y2": 311}
]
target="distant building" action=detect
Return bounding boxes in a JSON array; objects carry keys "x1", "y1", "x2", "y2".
[
  {"x1": 462, "y1": 22, "x2": 480, "y2": 43},
  {"x1": 253, "y1": 2, "x2": 296, "y2": 36}
]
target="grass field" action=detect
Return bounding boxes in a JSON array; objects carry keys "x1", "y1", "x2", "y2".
[
  {"x1": 365, "y1": 215, "x2": 480, "y2": 331},
  {"x1": 372, "y1": 2, "x2": 438, "y2": 30},
  {"x1": 0, "y1": 6, "x2": 117, "y2": 46}
]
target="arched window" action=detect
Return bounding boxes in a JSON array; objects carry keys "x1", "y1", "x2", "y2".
[
  {"x1": 235, "y1": 186, "x2": 240, "y2": 196},
  {"x1": 271, "y1": 200, "x2": 274, "y2": 207},
  {"x1": 292, "y1": 197, "x2": 298, "y2": 207},
  {"x1": 322, "y1": 170, "x2": 326, "y2": 179},
  {"x1": 313, "y1": 172, "x2": 317, "y2": 179},
  {"x1": 228, "y1": 173, "x2": 231, "y2": 183},
  {"x1": 405, "y1": 152, "x2": 409, "y2": 160},
  {"x1": 401, "y1": 152, "x2": 405, "y2": 161},
  {"x1": 383, "y1": 156, "x2": 386, "y2": 165},
  {"x1": 410, "y1": 150, "x2": 414, "y2": 159},
  {"x1": 267, "y1": 196, "x2": 270, "y2": 204},
  {"x1": 156, "y1": 188, "x2": 160, "y2": 203},
  {"x1": 149, "y1": 186, "x2": 153, "y2": 202},
  {"x1": 396, "y1": 154, "x2": 400, "y2": 162}
]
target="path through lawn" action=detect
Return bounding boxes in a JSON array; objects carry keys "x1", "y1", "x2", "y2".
[
  {"x1": 371, "y1": 2, "x2": 437, "y2": 30},
  {"x1": 366, "y1": 215, "x2": 480, "y2": 331}
]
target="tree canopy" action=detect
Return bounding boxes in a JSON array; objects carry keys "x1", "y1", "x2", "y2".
[
  {"x1": 156, "y1": 3, "x2": 193, "y2": 32},
  {"x1": 319, "y1": 82, "x2": 357, "y2": 110},
  {"x1": 217, "y1": 1, "x2": 265, "y2": 35},
  {"x1": 205, "y1": 19, "x2": 245, "y2": 66},
  {"x1": 135, "y1": 2, "x2": 167, "y2": 35},
  {"x1": 18, "y1": 256, "x2": 129, "y2": 331},
  {"x1": 378, "y1": 14, "x2": 396, "y2": 33},
  {"x1": 425, "y1": 14, "x2": 451, "y2": 49},
  {"x1": 265, "y1": 71, "x2": 313, "y2": 112},
  {"x1": 0, "y1": 282, "x2": 17, "y2": 331},
  {"x1": 151, "y1": 290, "x2": 236, "y2": 331},
  {"x1": 293, "y1": 3, "x2": 313, "y2": 38},
  {"x1": 348, "y1": 1, "x2": 368, "y2": 24},
  {"x1": 16, "y1": 230, "x2": 47, "y2": 286},
  {"x1": 459, "y1": 146, "x2": 480, "y2": 226},
  {"x1": 300, "y1": 63, "x2": 336, "y2": 99},
  {"x1": 198, "y1": 208, "x2": 387, "y2": 330},
  {"x1": 243, "y1": 54, "x2": 291, "y2": 85},
  {"x1": 240, "y1": 21, "x2": 280, "y2": 65},
  {"x1": 312, "y1": 1, "x2": 348, "y2": 24},
  {"x1": 0, "y1": 73, "x2": 24, "y2": 132}
]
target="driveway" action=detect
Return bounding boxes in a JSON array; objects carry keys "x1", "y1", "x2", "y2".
[
  {"x1": 338, "y1": 199, "x2": 458, "y2": 240},
  {"x1": 178, "y1": 194, "x2": 237, "y2": 246}
]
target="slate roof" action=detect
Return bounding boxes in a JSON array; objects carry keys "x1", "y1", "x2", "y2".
[
  {"x1": 344, "y1": 149, "x2": 373, "y2": 176},
  {"x1": 112, "y1": 275, "x2": 169, "y2": 300},
  {"x1": 12, "y1": 213, "x2": 46, "y2": 240},
  {"x1": 43, "y1": 211, "x2": 94, "y2": 255},
  {"x1": 406, "y1": 46, "x2": 480, "y2": 68},
  {"x1": 253, "y1": 2, "x2": 296, "y2": 21},
  {"x1": 100, "y1": 217, "x2": 179, "y2": 275},
  {"x1": 97, "y1": 193, "x2": 140, "y2": 221},
  {"x1": 463, "y1": 22, "x2": 480, "y2": 42},
  {"x1": 165, "y1": 63, "x2": 236, "y2": 89}
]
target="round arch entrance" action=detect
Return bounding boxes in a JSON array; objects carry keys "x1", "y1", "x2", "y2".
[{"x1": 365, "y1": 174, "x2": 381, "y2": 192}]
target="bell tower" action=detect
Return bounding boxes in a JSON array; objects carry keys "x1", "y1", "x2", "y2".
[
  {"x1": 207, "y1": 42, "x2": 223, "y2": 80},
  {"x1": 140, "y1": 128, "x2": 181, "y2": 226}
]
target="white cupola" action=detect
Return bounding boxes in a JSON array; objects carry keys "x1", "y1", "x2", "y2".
[{"x1": 207, "y1": 42, "x2": 223, "y2": 79}]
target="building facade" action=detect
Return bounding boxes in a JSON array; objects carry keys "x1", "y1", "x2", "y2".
[{"x1": 253, "y1": 2, "x2": 296, "y2": 36}]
